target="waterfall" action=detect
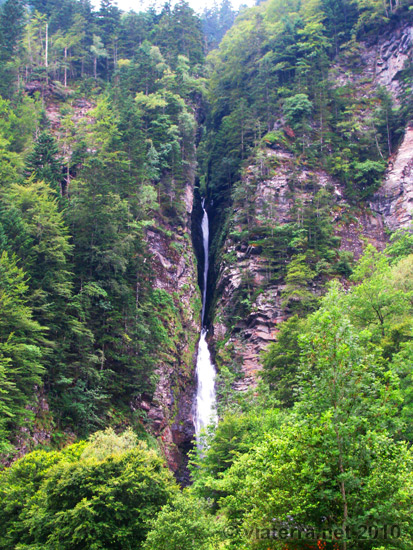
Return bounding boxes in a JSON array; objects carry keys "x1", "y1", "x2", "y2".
[
  {"x1": 201, "y1": 200, "x2": 209, "y2": 324},
  {"x1": 194, "y1": 200, "x2": 217, "y2": 443}
]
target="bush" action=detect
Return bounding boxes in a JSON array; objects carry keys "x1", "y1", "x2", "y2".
[
  {"x1": 144, "y1": 492, "x2": 221, "y2": 550},
  {"x1": 0, "y1": 430, "x2": 177, "y2": 550}
]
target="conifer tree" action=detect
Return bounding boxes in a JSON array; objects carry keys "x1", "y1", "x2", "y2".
[
  {"x1": 0, "y1": 251, "x2": 45, "y2": 451},
  {"x1": 25, "y1": 132, "x2": 62, "y2": 194},
  {"x1": 0, "y1": 0, "x2": 24, "y2": 97}
]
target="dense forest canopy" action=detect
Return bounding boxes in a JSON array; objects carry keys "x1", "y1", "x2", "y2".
[
  {"x1": 204, "y1": 0, "x2": 413, "y2": 203},
  {"x1": 0, "y1": 0, "x2": 213, "y2": 448},
  {"x1": 0, "y1": 0, "x2": 412, "y2": 548}
]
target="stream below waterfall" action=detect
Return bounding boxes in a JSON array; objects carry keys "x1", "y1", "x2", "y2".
[{"x1": 194, "y1": 200, "x2": 217, "y2": 443}]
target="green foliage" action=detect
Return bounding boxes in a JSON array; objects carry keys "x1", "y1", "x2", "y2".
[
  {"x1": 203, "y1": 0, "x2": 412, "y2": 268},
  {"x1": 349, "y1": 244, "x2": 409, "y2": 340},
  {"x1": 144, "y1": 492, "x2": 221, "y2": 550},
  {"x1": 202, "y1": 0, "x2": 237, "y2": 52},
  {"x1": 25, "y1": 132, "x2": 62, "y2": 194},
  {"x1": 262, "y1": 315, "x2": 304, "y2": 407},
  {"x1": 0, "y1": 5, "x2": 411, "y2": 550},
  {"x1": 353, "y1": 0, "x2": 411, "y2": 35},
  {"x1": 189, "y1": 408, "x2": 283, "y2": 510},
  {"x1": 0, "y1": 0, "x2": 205, "y2": 449},
  {"x1": 0, "y1": 251, "x2": 45, "y2": 451},
  {"x1": 219, "y1": 426, "x2": 411, "y2": 549},
  {"x1": 153, "y1": 1, "x2": 204, "y2": 68},
  {"x1": 262, "y1": 130, "x2": 288, "y2": 148},
  {"x1": 391, "y1": 340, "x2": 413, "y2": 441},
  {"x1": 0, "y1": 0, "x2": 25, "y2": 98},
  {"x1": 283, "y1": 93, "x2": 313, "y2": 127},
  {"x1": 0, "y1": 95, "x2": 38, "y2": 185},
  {"x1": 0, "y1": 181, "x2": 102, "y2": 432},
  {"x1": 0, "y1": 429, "x2": 177, "y2": 550},
  {"x1": 2, "y1": 0, "x2": 204, "y2": 87},
  {"x1": 194, "y1": 277, "x2": 413, "y2": 549},
  {"x1": 80, "y1": 427, "x2": 137, "y2": 460},
  {"x1": 386, "y1": 227, "x2": 413, "y2": 263},
  {"x1": 281, "y1": 253, "x2": 316, "y2": 313},
  {"x1": 353, "y1": 159, "x2": 386, "y2": 198}
]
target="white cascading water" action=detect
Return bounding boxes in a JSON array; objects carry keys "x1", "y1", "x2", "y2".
[{"x1": 195, "y1": 200, "x2": 217, "y2": 443}]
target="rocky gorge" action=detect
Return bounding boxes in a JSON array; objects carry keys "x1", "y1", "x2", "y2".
[
  {"x1": 2, "y1": 1, "x2": 413, "y2": 486},
  {"x1": 207, "y1": 16, "x2": 413, "y2": 397},
  {"x1": 108, "y1": 14, "x2": 413, "y2": 474}
]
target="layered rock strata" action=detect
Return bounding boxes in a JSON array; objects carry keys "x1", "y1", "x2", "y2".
[
  {"x1": 142, "y1": 181, "x2": 200, "y2": 483},
  {"x1": 210, "y1": 21, "x2": 413, "y2": 390}
]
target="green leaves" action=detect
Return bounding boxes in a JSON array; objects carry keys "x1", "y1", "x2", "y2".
[
  {"x1": 144, "y1": 492, "x2": 221, "y2": 550},
  {"x1": 281, "y1": 253, "x2": 316, "y2": 313},
  {"x1": 353, "y1": 159, "x2": 386, "y2": 197},
  {"x1": 0, "y1": 431, "x2": 177, "y2": 550},
  {"x1": 194, "y1": 243, "x2": 413, "y2": 549},
  {"x1": 262, "y1": 315, "x2": 304, "y2": 406},
  {"x1": 25, "y1": 132, "x2": 62, "y2": 194},
  {"x1": 0, "y1": 0, "x2": 206, "y2": 448},
  {"x1": 349, "y1": 245, "x2": 410, "y2": 341},
  {"x1": 0, "y1": 251, "x2": 45, "y2": 450},
  {"x1": 283, "y1": 93, "x2": 313, "y2": 127}
]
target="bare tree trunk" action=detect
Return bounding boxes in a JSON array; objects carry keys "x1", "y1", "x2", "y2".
[
  {"x1": 374, "y1": 133, "x2": 385, "y2": 160},
  {"x1": 45, "y1": 22, "x2": 48, "y2": 85},
  {"x1": 386, "y1": 109, "x2": 392, "y2": 156},
  {"x1": 64, "y1": 47, "x2": 67, "y2": 87},
  {"x1": 66, "y1": 163, "x2": 70, "y2": 197}
]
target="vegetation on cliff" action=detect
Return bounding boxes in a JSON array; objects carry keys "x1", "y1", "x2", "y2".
[
  {"x1": 0, "y1": 0, "x2": 412, "y2": 548},
  {"x1": 0, "y1": 0, "x2": 205, "y2": 450},
  {"x1": 204, "y1": 0, "x2": 413, "y2": 330},
  {"x1": 187, "y1": 238, "x2": 413, "y2": 550}
]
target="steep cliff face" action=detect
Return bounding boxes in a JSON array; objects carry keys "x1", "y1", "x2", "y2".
[
  {"x1": 333, "y1": 19, "x2": 413, "y2": 232},
  {"x1": 12, "y1": 92, "x2": 202, "y2": 481},
  {"x1": 350, "y1": 20, "x2": 413, "y2": 230},
  {"x1": 212, "y1": 152, "x2": 388, "y2": 389},
  {"x1": 366, "y1": 21, "x2": 413, "y2": 96},
  {"x1": 141, "y1": 181, "x2": 200, "y2": 483},
  {"x1": 372, "y1": 122, "x2": 413, "y2": 228},
  {"x1": 331, "y1": 21, "x2": 412, "y2": 97},
  {"x1": 209, "y1": 19, "x2": 413, "y2": 390}
]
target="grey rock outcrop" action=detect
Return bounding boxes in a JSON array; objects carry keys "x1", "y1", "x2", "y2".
[
  {"x1": 142, "y1": 178, "x2": 200, "y2": 484},
  {"x1": 212, "y1": 151, "x2": 388, "y2": 387},
  {"x1": 372, "y1": 123, "x2": 413, "y2": 229},
  {"x1": 210, "y1": 19, "x2": 413, "y2": 392}
]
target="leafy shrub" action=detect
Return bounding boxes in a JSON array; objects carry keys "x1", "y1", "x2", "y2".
[{"x1": 0, "y1": 430, "x2": 177, "y2": 550}]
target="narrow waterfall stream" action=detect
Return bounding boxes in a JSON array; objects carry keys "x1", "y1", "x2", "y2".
[{"x1": 194, "y1": 200, "x2": 217, "y2": 443}]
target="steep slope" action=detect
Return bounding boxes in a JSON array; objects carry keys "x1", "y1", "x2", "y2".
[
  {"x1": 6, "y1": 89, "x2": 201, "y2": 480},
  {"x1": 204, "y1": 9, "x2": 413, "y2": 396},
  {"x1": 211, "y1": 154, "x2": 391, "y2": 391},
  {"x1": 373, "y1": 121, "x2": 413, "y2": 227},
  {"x1": 141, "y1": 181, "x2": 200, "y2": 482},
  {"x1": 0, "y1": 0, "x2": 206, "y2": 479}
]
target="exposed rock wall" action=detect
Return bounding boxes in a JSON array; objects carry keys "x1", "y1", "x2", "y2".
[
  {"x1": 333, "y1": 20, "x2": 413, "y2": 231},
  {"x1": 335, "y1": 22, "x2": 413, "y2": 231},
  {"x1": 210, "y1": 20, "x2": 413, "y2": 390},
  {"x1": 142, "y1": 180, "x2": 200, "y2": 484},
  {"x1": 363, "y1": 20, "x2": 413, "y2": 230},
  {"x1": 369, "y1": 22, "x2": 413, "y2": 98},
  {"x1": 332, "y1": 20, "x2": 412, "y2": 99},
  {"x1": 212, "y1": 151, "x2": 387, "y2": 388},
  {"x1": 372, "y1": 122, "x2": 413, "y2": 229}
]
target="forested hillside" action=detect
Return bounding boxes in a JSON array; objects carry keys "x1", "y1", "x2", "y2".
[
  {"x1": 0, "y1": 0, "x2": 412, "y2": 548},
  {"x1": 0, "y1": 0, "x2": 208, "y2": 470}
]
